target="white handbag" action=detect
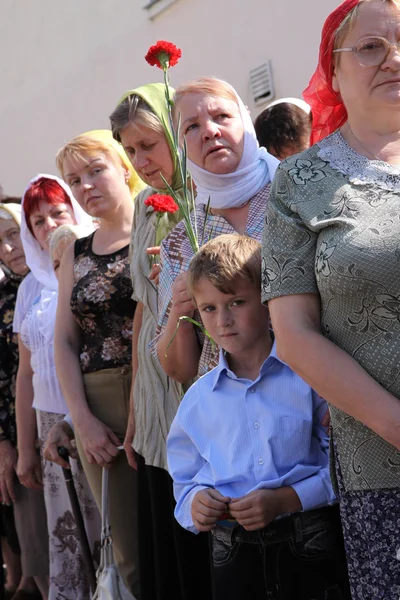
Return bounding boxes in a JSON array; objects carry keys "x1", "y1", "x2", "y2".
[{"x1": 92, "y1": 467, "x2": 137, "y2": 600}]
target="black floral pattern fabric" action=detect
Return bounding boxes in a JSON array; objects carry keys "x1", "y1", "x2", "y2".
[
  {"x1": 0, "y1": 278, "x2": 21, "y2": 445},
  {"x1": 262, "y1": 132, "x2": 400, "y2": 493},
  {"x1": 71, "y1": 232, "x2": 136, "y2": 374},
  {"x1": 333, "y1": 441, "x2": 400, "y2": 600}
]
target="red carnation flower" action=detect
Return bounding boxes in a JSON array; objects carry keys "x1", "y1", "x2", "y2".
[
  {"x1": 145, "y1": 40, "x2": 182, "y2": 70},
  {"x1": 144, "y1": 194, "x2": 179, "y2": 214}
]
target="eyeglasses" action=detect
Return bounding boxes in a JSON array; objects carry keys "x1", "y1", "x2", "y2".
[{"x1": 333, "y1": 36, "x2": 400, "y2": 67}]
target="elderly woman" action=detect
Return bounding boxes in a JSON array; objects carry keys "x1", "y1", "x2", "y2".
[
  {"x1": 154, "y1": 77, "x2": 279, "y2": 382},
  {"x1": 15, "y1": 175, "x2": 98, "y2": 600},
  {"x1": 0, "y1": 202, "x2": 47, "y2": 600},
  {"x1": 109, "y1": 83, "x2": 213, "y2": 600},
  {"x1": 261, "y1": 1, "x2": 400, "y2": 598},
  {"x1": 54, "y1": 130, "x2": 144, "y2": 597}
]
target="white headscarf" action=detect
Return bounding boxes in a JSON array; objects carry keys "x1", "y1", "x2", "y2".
[
  {"x1": 0, "y1": 202, "x2": 22, "y2": 225},
  {"x1": 20, "y1": 174, "x2": 94, "y2": 342},
  {"x1": 186, "y1": 80, "x2": 280, "y2": 209},
  {"x1": 266, "y1": 97, "x2": 312, "y2": 114},
  {"x1": 0, "y1": 203, "x2": 23, "y2": 280}
]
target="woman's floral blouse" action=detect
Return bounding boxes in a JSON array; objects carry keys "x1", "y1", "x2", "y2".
[
  {"x1": 71, "y1": 232, "x2": 136, "y2": 374},
  {"x1": 261, "y1": 130, "x2": 400, "y2": 493},
  {"x1": 0, "y1": 278, "x2": 20, "y2": 444}
]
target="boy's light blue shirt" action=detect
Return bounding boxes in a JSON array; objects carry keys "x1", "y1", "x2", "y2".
[{"x1": 167, "y1": 341, "x2": 336, "y2": 534}]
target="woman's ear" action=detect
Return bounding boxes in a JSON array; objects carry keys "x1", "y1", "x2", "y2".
[
  {"x1": 124, "y1": 169, "x2": 131, "y2": 183},
  {"x1": 332, "y1": 65, "x2": 340, "y2": 93}
]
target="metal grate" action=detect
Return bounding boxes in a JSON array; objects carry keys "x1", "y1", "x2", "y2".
[{"x1": 250, "y1": 61, "x2": 275, "y2": 106}]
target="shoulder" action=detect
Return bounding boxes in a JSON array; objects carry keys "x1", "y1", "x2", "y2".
[
  {"x1": 13, "y1": 273, "x2": 43, "y2": 332},
  {"x1": 135, "y1": 186, "x2": 154, "y2": 205},
  {"x1": 160, "y1": 219, "x2": 191, "y2": 272},
  {"x1": 177, "y1": 368, "x2": 218, "y2": 415},
  {"x1": 0, "y1": 279, "x2": 18, "y2": 320},
  {"x1": 17, "y1": 273, "x2": 42, "y2": 305},
  {"x1": 74, "y1": 231, "x2": 94, "y2": 257},
  {"x1": 276, "y1": 137, "x2": 339, "y2": 186},
  {"x1": 268, "y1": 139, "x2": 346, "y2": 217},
  {"x1": 132, "y1": 187, "x2": 155, "y2": 235}
]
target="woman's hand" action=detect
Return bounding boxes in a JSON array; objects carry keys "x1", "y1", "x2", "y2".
[
  {"x1": 16, "y1": 448, "x2": 43, "y2": 490},
  {"x1": 0, "y1": 441, "x2": 18, "y2": 504},
  {"x1": 123, "y1": 409, "x2": 138, "y2": 470},
  {"x1": 146, "y1": 246, "x2": 161, "y2": 285},
  {"x1": 43, "y1": 420, "x2": 77, "y2": 469},
  {"x1": 76, "y1": 414, "x2": 121, "y2": 468},
  {"x1": 171, "y1": 272, "x2": 195, "y2": 320}
]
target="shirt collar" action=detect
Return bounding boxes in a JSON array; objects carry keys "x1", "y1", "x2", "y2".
[{"x1": 211, "y1": 336, "x2": 283, "y2": 390}]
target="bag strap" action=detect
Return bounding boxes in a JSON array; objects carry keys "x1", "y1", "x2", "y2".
[{"x1": 100, "y1": 467, "x2": 116, "y2": 569}]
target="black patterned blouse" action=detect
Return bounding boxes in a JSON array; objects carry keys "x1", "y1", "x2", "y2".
[
  {"x1": 0, "y1": 277, "x2": 21, "y2": 445},
  {"x1": 71, "y1": 232, "x2": 136, "y2": 374}
]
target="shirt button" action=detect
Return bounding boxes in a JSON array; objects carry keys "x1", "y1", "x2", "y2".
[
  {"x1": 254, "y1": 422, "x2": 260, "y2": 429},
  {"x1": 258, "y1": 458, "x2": 264, "y2": 465},
  {"x1": 251, "y1": 388, "x2": 256, "y2": 393}
]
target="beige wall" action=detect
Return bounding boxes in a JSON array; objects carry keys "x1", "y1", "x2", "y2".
[{"x1": 0, "y1": 0, "x2": 339, "y2": 195}]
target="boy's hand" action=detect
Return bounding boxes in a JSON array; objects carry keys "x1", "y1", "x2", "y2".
[
  {"x1": 191, "y1": 488, "x2": 231, "y2": 532},
  {"x1": 229, "y1": 487, "x2": 301, "y2": 531}
]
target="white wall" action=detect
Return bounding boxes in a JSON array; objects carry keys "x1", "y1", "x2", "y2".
[{"x1": 0, "y1": 0, "x2": 339, "y2": 195}]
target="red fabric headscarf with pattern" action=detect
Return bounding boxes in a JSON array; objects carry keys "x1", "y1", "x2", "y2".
[{"x1": 303, "y1": 0, "x2": 360, "y2": 144}]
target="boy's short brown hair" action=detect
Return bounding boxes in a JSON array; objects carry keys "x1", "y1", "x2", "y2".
[{"x1": 187, "y1": 234, "x2": 261, "y2": 297}]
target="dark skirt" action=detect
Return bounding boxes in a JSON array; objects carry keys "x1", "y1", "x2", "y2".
[
  {"x1": 137, "y1": 454, "x2": 213, "y2": 600},
  {"x1": 0, "y1": 505, "x2": 20, "y2": 554},
  {"x1": 334, "y1": 441, "x2": 400, "y2": 600}
]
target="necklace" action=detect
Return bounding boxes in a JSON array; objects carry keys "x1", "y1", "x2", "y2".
[{"x1": 346, "y1": 124, "x2": 383, "y2": 162}]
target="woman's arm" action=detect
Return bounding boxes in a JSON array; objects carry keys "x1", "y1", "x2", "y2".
[
  {"x1": 156, "y1": 271, "x2": 201, "y2": 383},
  {"x1": 123, "y1": 301, "x2": 143, "y2": 469},
  {"x1": 269, "y1": 293, "x2": 400, "y2": 449},
  {"x1": 54, "y1": 243, "x2": 120, "y2": 468},
  {"x1": 15, "y1": 338, "x2": 42, "y2": 489}
]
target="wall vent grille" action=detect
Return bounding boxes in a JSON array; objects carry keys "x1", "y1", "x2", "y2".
[{"x1": 250, "y1": 61, "x2": 274, "y2": 106}]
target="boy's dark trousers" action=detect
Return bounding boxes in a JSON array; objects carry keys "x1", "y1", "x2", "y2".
[{"x1": 210, "y1": 504, "x2": 351, "y2": 600}]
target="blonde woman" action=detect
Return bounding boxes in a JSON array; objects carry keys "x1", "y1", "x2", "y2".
[{"x1": 54, "y1": 130, "x2": 144, "y2": 597}]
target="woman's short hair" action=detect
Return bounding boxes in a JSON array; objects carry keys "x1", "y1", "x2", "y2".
[
  {"x1": 254, "y1": 103, "x2": 312, "y2": 158},
  {"x1": 334, "y1": 0, "x2": 400, "y2": 56},
  {"x1": 24, "y1": 178, "x2": 72, "y2": 235},
  {"x1": 56, "y1": 135, "x2": 121, "y2": 178},
  {"x1": 110, "y1": 95, "x2": 164, "y2": 142},
  {"x1": 173, "y1": 77, "x2": 238, "y2": 122},
  {"x1": 49, "y1": 223, "x2": 85, "y2": 261},
  {"x1": 187, "y1": 233, "x2": 261, "y2": 297}
]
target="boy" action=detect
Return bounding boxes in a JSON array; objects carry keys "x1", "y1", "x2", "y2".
[{"x1": 167, "y1": 234, "x2": 350, "y2": 600}]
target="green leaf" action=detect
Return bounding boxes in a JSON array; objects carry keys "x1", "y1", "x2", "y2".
[{"x1": 165, "y1": 316, "x2": 216, "y2": 357}]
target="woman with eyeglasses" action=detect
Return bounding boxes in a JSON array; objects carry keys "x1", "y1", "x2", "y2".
[{"x1": 262, "y1": 1, "x2": 400, "y2": 598}]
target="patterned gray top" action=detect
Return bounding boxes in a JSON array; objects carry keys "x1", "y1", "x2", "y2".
[{"x1": 261, "y1": 131, "x2": 400, "y2": 493}]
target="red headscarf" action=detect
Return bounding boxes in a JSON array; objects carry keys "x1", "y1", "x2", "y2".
[{"x1": 303, "y1": 0, "x2": 360, "y2": 145}]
